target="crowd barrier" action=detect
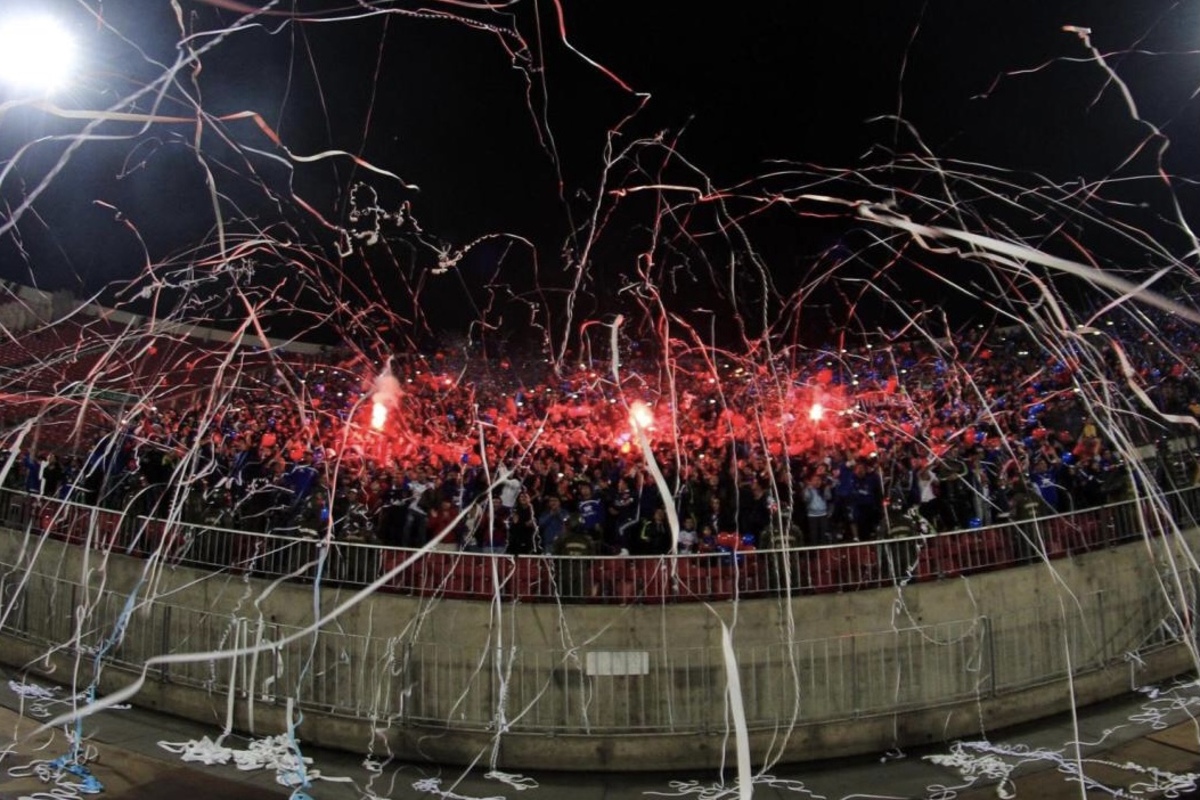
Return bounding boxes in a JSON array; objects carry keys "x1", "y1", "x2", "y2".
[
  {"x1": 0, "y1": 532, "x2": 1189, "y2": 745},
  {"x1": 0, "y1": 484, "x2": 1196, "y2": 769},
  {"x1": 0, "y1": 484, "x2": 1195, "y2": 604}
]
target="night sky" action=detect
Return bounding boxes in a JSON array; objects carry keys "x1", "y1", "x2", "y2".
[{"x1": 0, "y1": 1, "x2": 1198, "y2": 348}]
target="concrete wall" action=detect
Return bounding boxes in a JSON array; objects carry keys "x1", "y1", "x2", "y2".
[{"x1": 0, "y1": 523, "x2": 1195, "y2": 772}]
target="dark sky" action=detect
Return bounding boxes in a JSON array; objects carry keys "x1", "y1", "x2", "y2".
[{"x1": 1, "y1": 1, "x2": 1198, "y2": 347}]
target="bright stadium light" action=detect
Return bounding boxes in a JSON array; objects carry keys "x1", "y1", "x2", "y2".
[{"x1": 0, "y1": 14, "x2": 76, "y2": 93}]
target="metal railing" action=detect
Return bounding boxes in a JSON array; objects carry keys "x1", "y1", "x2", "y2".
[
  {"x1": 0, "y1": 565, "x2": 1188, "y2": 735},
  {"x1": 0, "y1": 483, "x2": 1196, "y2": 605}
]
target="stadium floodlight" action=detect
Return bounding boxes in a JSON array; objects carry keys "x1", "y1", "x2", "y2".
[{"x1": 0, "y1": 14, "x2": 76, "y2": 93}]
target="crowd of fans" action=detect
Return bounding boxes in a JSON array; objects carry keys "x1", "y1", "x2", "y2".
[{"x1": 4, "y1": 312, "x2": 1200, "y2": 559}]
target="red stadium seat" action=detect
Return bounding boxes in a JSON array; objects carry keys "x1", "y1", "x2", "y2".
[
  {"x1": 1067, "y1": 515, "x2": 1101, "y2": 552},
  {"x1": 590, "y1": 559, "x2": 631, "y2": 602},
  {"x1": 380, "y1": 549, "x2": 419, "y2": 592},
  {"x1": 932, "y1": 536, "x2": 966, "y2": 577},
  {"x1": 423, "y1": 554, "x2": 494, "y2": 600},
  {"x1": 1044, "y1": 521, "x2": 1068, "y2": 559},
  {"x1": 638, "y1": 560, "x2": 671, "y2": 602},
  {"x1": 511, "y1": 557, "x2": 552, "y2": 602},
  {"x1": 708, "y1": 564, "x2": 738, "y2": 600},
  {"x1": 806, "y1": 549, "x2": 844, "y2": 593},
  {"x1": 851, "y1": 545, "x2": 882, "y2": 588},
  {"x1": 977, "y1": 528, "x2": 1014, "y2": 569},
  {"x1": 732, "y1": 550, "x2": 765, "y2": 595},
  {"x1": 672, "y1": 559, "x2": 710, "y2": 599},
  {"x1": 914, "y1": 542, "x2": 938, "y2": 581}
]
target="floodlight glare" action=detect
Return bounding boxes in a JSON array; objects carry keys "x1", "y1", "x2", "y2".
[{"x1": 0, "y1": 15, "x2": 76, "y2": 93}]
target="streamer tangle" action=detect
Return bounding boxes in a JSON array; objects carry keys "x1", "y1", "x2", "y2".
[{"x1": 0, "y1": 2, "x2": 1198, "y2": 799}]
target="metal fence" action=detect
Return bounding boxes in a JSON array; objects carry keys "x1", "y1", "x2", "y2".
[
  {"x1": 0, "y1": 562, "x2": 1189, "y2": 735},
  {"x1": 0, "y1": 484, "x2": 1195, "y2": 605}
]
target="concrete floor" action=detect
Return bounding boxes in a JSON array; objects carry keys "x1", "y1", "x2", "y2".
[{"x1": 1, "y1": 665, "x2": 1198, "y2": 799}]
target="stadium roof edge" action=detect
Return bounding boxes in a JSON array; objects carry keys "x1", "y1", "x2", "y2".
[{"x1": 2, "y1": 281, "x2": 326, "y2": 355}]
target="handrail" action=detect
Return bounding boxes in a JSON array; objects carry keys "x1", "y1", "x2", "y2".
[{"x1": 0, "y1": 483, "x2": 1195, "y2": 603}]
